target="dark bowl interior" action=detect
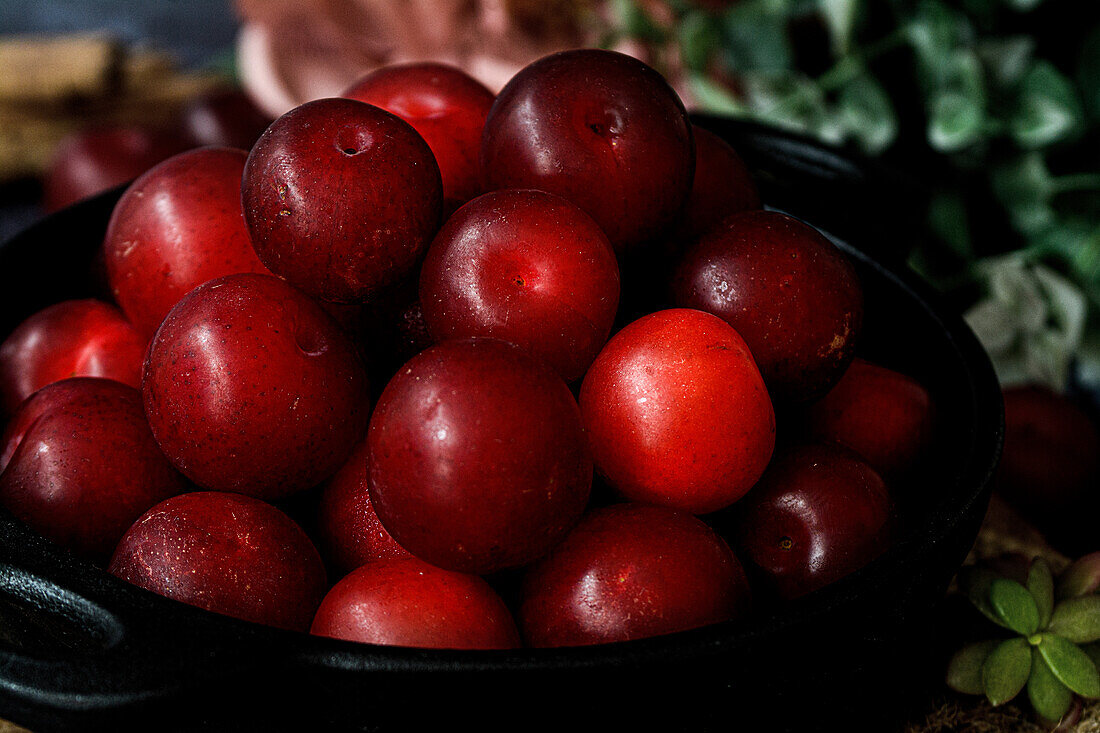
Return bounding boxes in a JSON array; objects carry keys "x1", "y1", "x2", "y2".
[{"x1": 0, "y1": 118, "x2": 1001, "y2": 732}]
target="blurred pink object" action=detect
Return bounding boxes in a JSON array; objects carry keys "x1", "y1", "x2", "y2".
[
  {"x1": 238, "y1": 0, "x2": 583, "y2": 117},
  {"x1": 236, "y1": 0, "x2": 675, "y2": 118}
]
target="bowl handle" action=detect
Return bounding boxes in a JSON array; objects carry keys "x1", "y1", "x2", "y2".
[{"x1": 0, "y1": 511, "x2": 262, "y2": 728}]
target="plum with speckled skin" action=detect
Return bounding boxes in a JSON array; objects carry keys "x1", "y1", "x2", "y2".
[
  {"x1": 481, "y1": 50, "x2": 694, "y2": 253},
  {"x1": 317, "y1": 438, "x2": 411, "y2": 575},
  {"x1": 580, "y1": 309, "x2": 774, "y2": 514},
  {"x1": 344, "y1": 63, "x2": 495, "y2": 210},
  {"x1": 419, "y1": 189, "x2": 620, "y2": 382},
  {"x1": 368, "y1": 338, "x2": 591, "y2": 574},
  {"x1": 735, "y1": 443, "x2": 893, "y2": 600},
  {"x1": 0, "y1": 378, "x2": 187, "y2": 558},
  {"x1": 242, "y1": 98, "x2": 443, "y2": 303},
  {"x1": 520, "y1": 503, "x2": 750, "y2": 647},
  {"x1": 311, "y1": 557, "x2": 519, "y2": 649},
  {"x1": 142, "y1": 273, "x2": 369, "y2": 499},
  {"x1": 109, "y1": 491, "x2": 327, "y2": 631},
  {"x1": 672, "y1": 210, "x2": 863, "y2": 403},
  {"x1": 104, "y1": 147, "x2": 270, "y2": 336},
  {"x1": 0, "y1": 299, "x2": 146, "y2": 416}
]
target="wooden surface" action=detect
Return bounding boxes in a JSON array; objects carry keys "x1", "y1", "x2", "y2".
[{"x1": 0, "y1": 34, "x2": 222, "y2": 183}]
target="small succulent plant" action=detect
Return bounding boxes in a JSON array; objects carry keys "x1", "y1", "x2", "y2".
[{"x1": 948, "y1": 553, "x2": 1100, "y2": 725}]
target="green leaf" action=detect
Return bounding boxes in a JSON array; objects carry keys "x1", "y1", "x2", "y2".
[
  {"x1": 679, "y1": 11, "x2": 722, "y2": 72},
  {"x1": 686, "y1": 72, "x2": 746, "y2": 116},
  {"x1": 1028, "y1": 648, "x2": 1074, "y2": 724},
  {"x1": 991, "y1": 153, "x2": 1052, "y2": 206},
  {"x1": 921, "y1": 47, "x2": 985, "y2": 96},
  {"x1": 1004, "y1": 0, "x2": 1044, "y2": 11},
  {"x1": 740, "y1": 70, "x2": 830, "y2": 136},
  {"x1": 907, "y1": 1, "x2": 973, "y2": 63},
  {"x1": 1049, "y1": 596, "x2": 1100, "y2": 643},
  {"x1": 1010, "y1": 62, "x2": 1085, "y2": 149},
  {"x1": 1032, "y1": 265, "x2": 1088, "y2": 367},
  {"x1": 947, "y1": 640, "x2": 1000, "y2": 694},
  {"x1": 1083, "y1": 642, "x2": 1100, "y2": 671},
  {"x1": 837, "y1": 73, "x2": 898, "y2": 154},
  {"x1": 720, "y1": 1, "x2": 793, "y2": 70},
  {"x1": 921, "y1": 48, "x2": 986, "y2": 153},
  {"x1": 991, "y1": 154, "x2": 1056, "y2": 235},
  {"x1": 1039, "y1": 634, "x2": 1100, "y2": 698},
  {"x1": 928, "y1": 188, "x2": 973, "y2": 260},
  {"x1": 928, "y1": 92, "x2": 984, "y2": 151},
  {"x1": 967, "y1": 257, "x2": 1086, "y2": 393},
  {"x1": 1076, "y1": 329, "x2": 1100, "y2": 397},
  {"x1": 1058, "y1": 223, "x2": 1100, "y2": 298},
  {"x1": 976, "y1": 36, "x2": 1035, "y2": 87},
  {"x1": 611, "y1": 0, "x2": 668, "y2": 43},
  {"x1": 1059, "y1": 552, "x2": 1100, "y2": 601},
  {"x1": 1028, "y1": 558, "x2": 1055, "y2": 629},
  {"x1": 990, "y1": 579, "x2": 1041, "y2": 635},
  {"x1": 966, "y1": 255, "x2": 1086, "y2": 392},
  {"x1": 818, "y1": 0, "x2": 860, "y2": 55},
  {"x1": 960, "y1": 567, "x2": 1013, "y2": 629},
  {"x1": 983, "y1": 637, "x2": 1032, "y2": 705}
]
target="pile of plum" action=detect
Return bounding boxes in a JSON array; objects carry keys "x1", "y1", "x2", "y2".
[{"x1": 0, "y1": 50, "x2": 934, "y2": 649}]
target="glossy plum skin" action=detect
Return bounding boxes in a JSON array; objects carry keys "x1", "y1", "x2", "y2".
[
  {"x1": 735, "y1": 443, "x2": 893, "y2": 600},
  {"x1": 481, "y1": 49, "x2": 694, "y2": 253},
  {"x1": 419, "y1": 189, "x2": 620, "y2": 382},
  {"x1": 142, "y1": 273, "x2": 370, "y2": 499},
  {"x1": 672, "y1": 210, "x2": 864, "y2": 403},
  {"x1": 109, "y1": 492, "x2": 327, "y2": 631},
  {"x1": 317, "y1": 438, "x2": 411, "y2": 575},
  {"x1": 43, "y1": 125, "x2": 189, "y2": 212},
  {"x1": 0, "y1": 299, "x2": 146, "y2": 416},
  {"x1": 0, "y1": 378, "x2": 187, "y2": 558},
  {"x1": 311, "y1": 557, "x2": 520, "y2": 649},
  {"x1": 344, "y1": 63, "x2": 495, "y2": 209},
  {"x1": 520, "y1": 503, "x2": 751, "y2": 647},
  {"x1": 579, "y1": 309, "x2": 774, "y2": 514},
  {"x1": 806, "y1": 359, "x2": 933, "y2": 477},
  {"x1": 674, "y1": 126, "x2": 761, "y2": 244},
  {"x1": 368, "y1": 338, "x2": 592, "y2": 574},
  {"x1": 182, "y1": 89, "x2": 272, "y2": 150},
  {"x1": 104, "y1": 147, "x2": 270, "y2": 336},
  {"x1": 242, "y1": 98, "x2": 443, "y2": 303}
]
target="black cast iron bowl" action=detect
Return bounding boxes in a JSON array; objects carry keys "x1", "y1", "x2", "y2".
[{"x1": 0, "y1": 117, "x2": 1001, "y2": 732}]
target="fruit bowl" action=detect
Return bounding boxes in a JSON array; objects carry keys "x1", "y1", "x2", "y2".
[{"x1": 0, "y1": 117, "x2": 1001, "y2": 732}]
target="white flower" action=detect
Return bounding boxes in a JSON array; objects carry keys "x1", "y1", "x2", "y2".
[{"x1": 965, "y1": 254, "x2": 1086, "y2": 391}]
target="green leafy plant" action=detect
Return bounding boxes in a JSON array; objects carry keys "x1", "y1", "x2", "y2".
[
  {"x1": 948, "y1": 555, "x2": 1100, "y2": 724},
  {"x1": 606, "y1": 0, "x2": 1100, "y2": 391}
]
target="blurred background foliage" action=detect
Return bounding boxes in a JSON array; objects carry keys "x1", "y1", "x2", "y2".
[{"x1": 602, "y1": 0, "x2": 1100, "y2": 392}]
